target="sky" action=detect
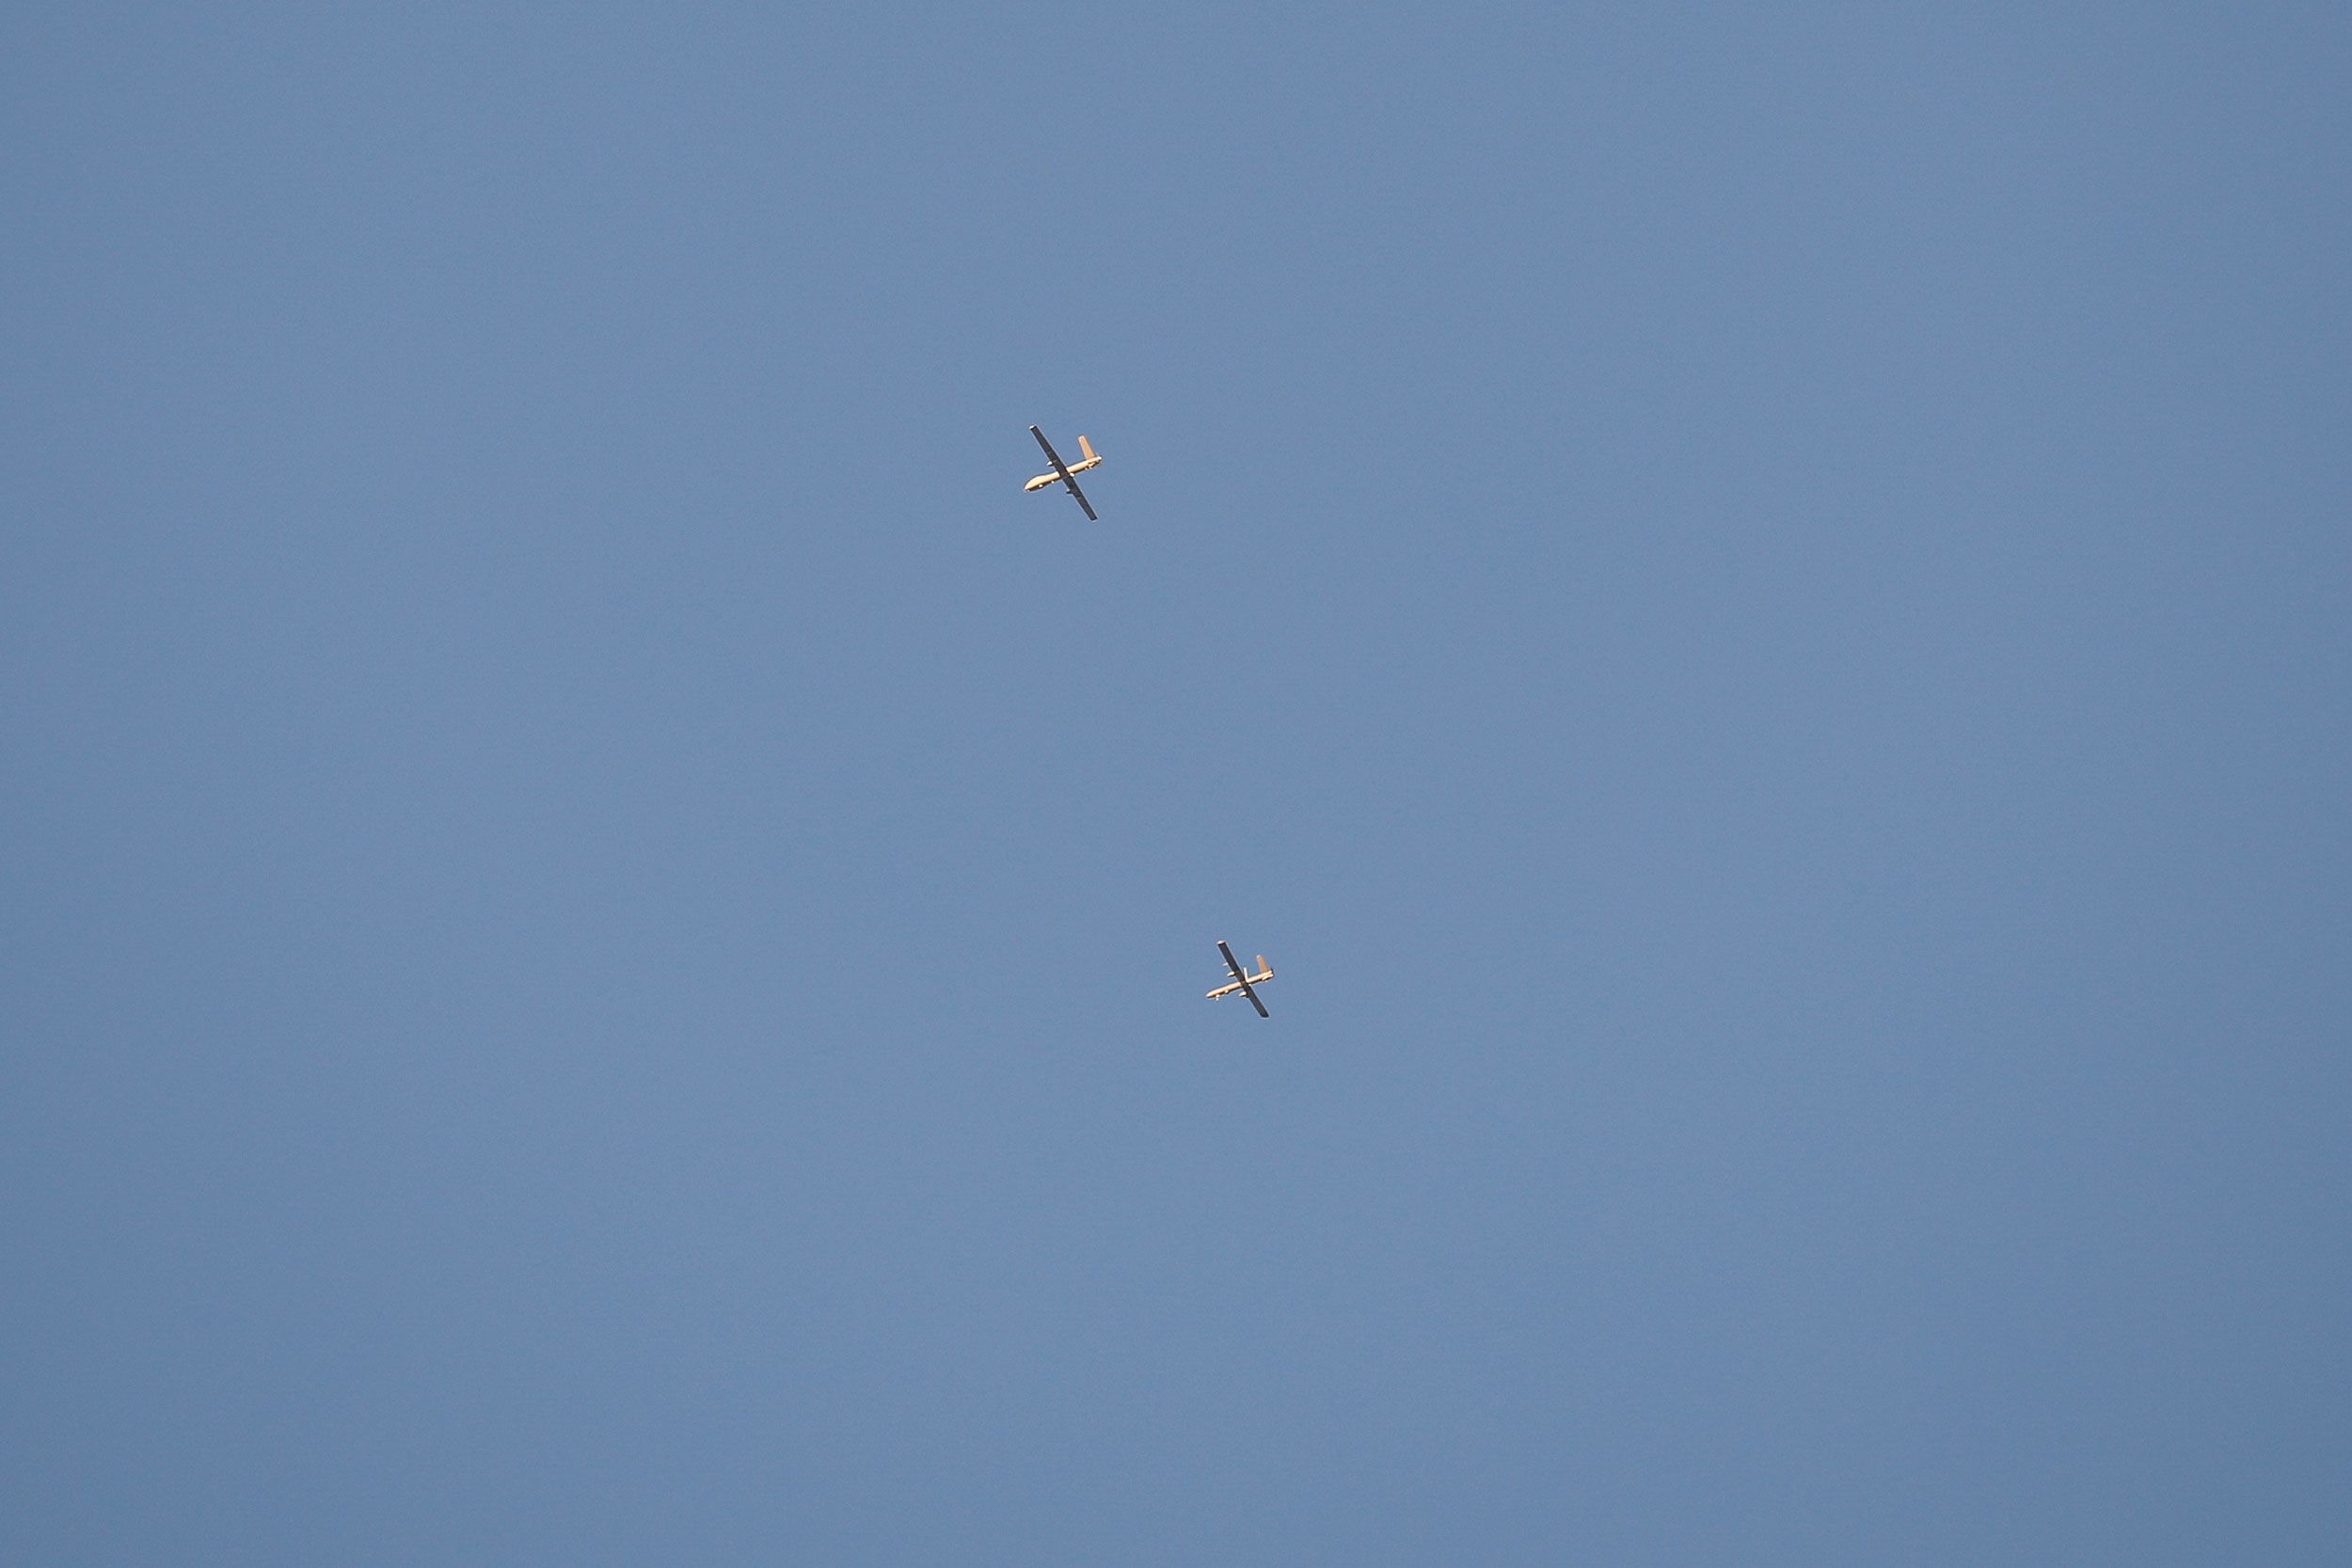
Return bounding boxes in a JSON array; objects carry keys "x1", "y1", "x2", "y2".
[{"x1": 4, "y1": 3, "x2": 2348, "y2": 1562}]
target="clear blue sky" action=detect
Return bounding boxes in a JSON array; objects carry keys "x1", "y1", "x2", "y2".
[{"x1": 6, "y1": 4, "x2": 2347, "y2": 1562}]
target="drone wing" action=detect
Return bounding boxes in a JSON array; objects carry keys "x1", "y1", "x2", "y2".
[{"x1": 1217, "y1": 941, "x2": 1270, "y2": 1018}]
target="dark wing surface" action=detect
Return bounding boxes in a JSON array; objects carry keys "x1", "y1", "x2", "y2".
[{"x1": 1217, "y1": 941, "x2": 1270, "y2": 1017}]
